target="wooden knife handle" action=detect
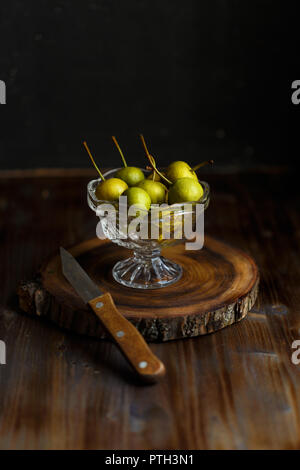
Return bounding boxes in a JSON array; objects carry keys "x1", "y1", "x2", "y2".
[{"x1": 88, "y1": 293, "x2": 166, "y2": 383}]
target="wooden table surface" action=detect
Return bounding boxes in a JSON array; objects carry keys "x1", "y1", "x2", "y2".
[{"x1": 0, "y1": 167, "x2": 299, "y2": 450}]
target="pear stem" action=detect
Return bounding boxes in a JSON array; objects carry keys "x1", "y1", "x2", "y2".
[
  {"x1": 112, "y1": 136, "x2": 127, "y2": 167},
  {"x1": 145, "y1": 166, "x2": 156, "y2": 180},
  {"x1": 139, "y1": 134, "x2": 172, "y2": 185},
  {"x1": 193, "y1": 160, "x2": 214, "y2": 171},
  {"x1": 83, "y1": 141, "x2": 105, "y2": 181}
]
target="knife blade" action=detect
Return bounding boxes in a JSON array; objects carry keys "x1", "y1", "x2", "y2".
[
  {"x1": 60, "y1": 247, "x2": 103, "y2": 302},
  {"x1": 60, "y1": 247, "x2": 166, "y2": 383}
]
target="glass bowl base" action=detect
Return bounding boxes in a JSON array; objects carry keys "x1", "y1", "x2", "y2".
[{"x1": 112, "y1": 255, "x2": 183, "y2": 290}]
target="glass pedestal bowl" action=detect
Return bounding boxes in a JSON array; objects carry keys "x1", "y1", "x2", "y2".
[{"x1": 87, "y1": 168, "x2": 210, "y2": 289}]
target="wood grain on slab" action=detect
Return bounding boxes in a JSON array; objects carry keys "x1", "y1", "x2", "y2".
[
  {"x1": 18, "y1": 236, "x2": 259, "y2": 341},
  {"x1": 0, "y1": 169, "x2": 300, "y2": 450}
]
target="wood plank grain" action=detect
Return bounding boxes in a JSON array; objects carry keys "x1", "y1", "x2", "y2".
[{"x1": 0, "y1": 169, "x2": 299, "y2": 449}]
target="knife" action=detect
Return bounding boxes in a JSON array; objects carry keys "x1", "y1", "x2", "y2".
[{"x1": 60, "y1": 247, "x2": 166, "y2": 383}]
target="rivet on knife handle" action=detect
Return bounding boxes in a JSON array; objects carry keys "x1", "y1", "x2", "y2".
[{"x1": 88, "y1": 293, "x2": 166, "y2": 383}]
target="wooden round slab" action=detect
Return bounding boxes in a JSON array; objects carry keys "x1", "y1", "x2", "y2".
[{"x1": 18, "y1": 236, "x2": 259, "y2": 342}]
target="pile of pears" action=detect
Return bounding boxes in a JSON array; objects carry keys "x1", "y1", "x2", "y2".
[{"x1": 84, "y1": 136, "x2": 212, "y2": 214}]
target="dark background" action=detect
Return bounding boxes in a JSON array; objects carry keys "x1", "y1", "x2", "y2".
[{"x1": 0, "y1": 0, "x2": 296, "y2": 171}]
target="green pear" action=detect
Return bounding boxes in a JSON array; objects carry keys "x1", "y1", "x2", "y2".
[
  {"x1": 166, "y1": 161, "x2": 198, "y2": 183},
  {"x1": 95, "y1": 178, "x2": 128, "y2": 201},
  {"x1": 123, "y1": 187, "x2": 151, "y2": 213},
  {"x1": 116, "y1": 167, "x2": 145, "y2": 187},
  {"x1": 137, "y1": 180, "x2": 167, "y2": 204},
  {"x1": 168, "y1": 177, "x2": 203, "y2": 205}
]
